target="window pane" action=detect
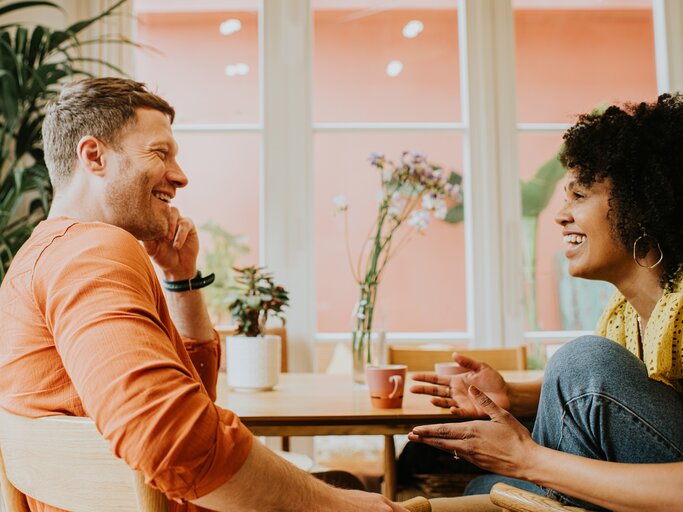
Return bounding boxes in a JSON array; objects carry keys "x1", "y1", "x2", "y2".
[
  {"x1": 315, "y1": 133, "x2": 465, "y2": 333},
  {"x1": 134, "y1": 1, "x2": 259, "y2": 124},
  {"x1": 518, "y1": 133, "x2": 615, "y2": 332},
  {"x1": 514, "y1": 1, "x2": 657, "y2": 123},
  {"x1": 312, "y1": 2, "x2": 460, "y2": 123},
  {"x1": 173, "y1": 132, "x2": 260, "y2": 322}
]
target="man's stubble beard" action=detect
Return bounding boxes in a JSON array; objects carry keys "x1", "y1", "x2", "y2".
[{"x1": 105, "y1": 159, "x2": 169, "y2": 241}]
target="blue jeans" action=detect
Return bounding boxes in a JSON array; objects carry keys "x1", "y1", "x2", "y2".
[{"x1": 464, "y1": 335, "x2": 683, "y2": 510}]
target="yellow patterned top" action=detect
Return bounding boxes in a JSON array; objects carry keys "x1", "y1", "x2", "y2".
[{"x1": 595, "y1": 281, "x2": 683, "y2": 393}]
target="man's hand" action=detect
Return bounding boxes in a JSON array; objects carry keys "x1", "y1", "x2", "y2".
[
  {"x1": 409, "y1": 353, "x2": 511, "y2": 418},
  {"x1": 407, "y1": 386, "x2": 538, "y2": 480},
  {"x1": 143, "y1": 207, "x2": 199, "y2": 281}
]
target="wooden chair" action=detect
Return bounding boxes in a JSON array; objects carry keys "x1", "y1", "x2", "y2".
[
  {"x1": 401, "y1": 496, "x2": 433, "y2": 511},
  {"x1": 0, "y1": 409, "x2": 167, "y2": 512},
  {"x1": 386, "y1": 344, "x2": 528, "y2": 499},
  {"x1": 398, "y1": 484, "x2": 591, "y2": 511},
  {"x1": 490, "y1": 483, "x2": 589, "y2": 512},
  {"x1": 388, "y1": 344, "x2": 528, "y2": 372}
]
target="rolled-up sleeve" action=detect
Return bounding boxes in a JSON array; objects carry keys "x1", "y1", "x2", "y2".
[
  {"x1": 33, "y1": 224, "x2": 252, "y2": 500},
  {"x1": 184, "y1": 334, "x2": 221, "y2": 402}
]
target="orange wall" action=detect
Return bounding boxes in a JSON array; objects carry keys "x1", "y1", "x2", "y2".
[
  {"x1": 134, "y1": 7, "x2": 657, "y2": 333},
  {"x1": 515, "y1": 9, "x2": 657, "y2": 330}
]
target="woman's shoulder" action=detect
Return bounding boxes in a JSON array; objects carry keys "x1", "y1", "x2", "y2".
[{"x1": 651, "y1": 285, "x2": 683, "y2": 328}]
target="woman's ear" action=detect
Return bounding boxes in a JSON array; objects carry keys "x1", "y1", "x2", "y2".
[{"x1": 76, "y1": 136, "x2": 106, "y2": 176}]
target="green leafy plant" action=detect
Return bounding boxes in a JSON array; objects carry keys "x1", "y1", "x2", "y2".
[
  {"x1": 201, "y1": 221, "x2": 250, "y2": 324},
  {"x1": 228, "y1": 266, "x2": 289, "y2": 337},
  {"x1": 0, "y1": 0, "x2": 131, "y2": 282}
]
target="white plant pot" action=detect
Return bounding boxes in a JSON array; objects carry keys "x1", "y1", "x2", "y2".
[{"x1": 226, "y1": 334, "x2": 281, "y2": 391}]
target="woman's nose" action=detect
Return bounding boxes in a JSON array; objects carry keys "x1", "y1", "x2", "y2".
[{"x1": 555, "y1": 202, "x2": 572, "y2": 226}]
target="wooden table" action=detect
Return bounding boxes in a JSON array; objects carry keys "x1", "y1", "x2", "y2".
[{"x1": 216, "y1": 371, "x2": 542, "y2": 499}]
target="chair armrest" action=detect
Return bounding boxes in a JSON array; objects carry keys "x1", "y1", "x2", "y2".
[
  {"x1": 489, "y1": 483, "x2": 589, "y2": 512},
  {"x1": 401, "y1": 496, "x2": 432, "y2": 512}
]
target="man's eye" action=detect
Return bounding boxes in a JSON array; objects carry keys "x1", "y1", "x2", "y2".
[{"x1": 156, "y1": 150, "x2": 167, "y2": 160}]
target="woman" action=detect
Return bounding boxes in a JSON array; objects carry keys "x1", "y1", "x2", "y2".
[{"x1": 408, "y1": 94, "x2": 683, "y2": 512}]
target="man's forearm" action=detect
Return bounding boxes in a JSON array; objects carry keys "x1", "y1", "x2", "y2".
[
  {"x1": 191, "y1": 441, "x2": 399, "y2": 512},
  {"x1": 163, "y1": 288, "x2": 215, "y2": 342}
]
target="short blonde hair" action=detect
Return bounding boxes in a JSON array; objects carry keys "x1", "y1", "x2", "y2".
[{"x1": 42, "y1": 77, "x2": 176, "y2": 188}]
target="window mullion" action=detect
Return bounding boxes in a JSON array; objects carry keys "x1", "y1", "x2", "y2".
[
  {"x1": 460, "y1": 0, "x2": 523, "y2": 348},
  {"x1": 653, "y1": 0, "x2": 683, "y2": 94},
  {"x1": 261, "y1": 0, "x2": 314, "y2": 371}
]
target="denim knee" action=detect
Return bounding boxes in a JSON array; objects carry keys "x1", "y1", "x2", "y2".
[
  {"x1": 544, "y1": 335, "x2": 638, "y2": 391},
  {"x1": 463, "y1": 474, "x2": 545, "y2": 497}
]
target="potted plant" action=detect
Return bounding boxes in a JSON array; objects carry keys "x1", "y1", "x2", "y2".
[{"x1": 226, "y1": 265, "x2": 289, "y2": 391}]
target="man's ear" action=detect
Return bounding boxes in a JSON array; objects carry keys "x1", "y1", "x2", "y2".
[{"x1": 76, "y1": 136, "x2": 107, "y2": 176}]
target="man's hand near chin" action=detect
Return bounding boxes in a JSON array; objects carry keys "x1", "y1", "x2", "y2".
[
  {"x1": 143, "y1": 206, "x2": 199, "y2": 281},
  {"x1": 143, "y1": 207, "x2": 214, "y2": 341}
]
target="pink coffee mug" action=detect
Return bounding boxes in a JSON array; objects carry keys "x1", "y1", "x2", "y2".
[
  {"x1": 434, "y1": 362, "x2": 462, "y2": 376},
  {"x1": 365, "y1": 364, "x2": 407, "y2": 409}
]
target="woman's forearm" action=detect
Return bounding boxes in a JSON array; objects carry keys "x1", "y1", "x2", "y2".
[{"x1": 525, "y1": 446, "x2": 683, "y2": 512}]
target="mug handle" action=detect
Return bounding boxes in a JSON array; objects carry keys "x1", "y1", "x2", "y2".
[{"x1": 388, "y1": 375, "x2": 403, "y2": 399}]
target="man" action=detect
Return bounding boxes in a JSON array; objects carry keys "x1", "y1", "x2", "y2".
[{"x1": 0, "y1": 77, "x2": 406, "y2": 512}]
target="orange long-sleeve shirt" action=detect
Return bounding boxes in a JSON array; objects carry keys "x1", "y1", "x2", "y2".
[{"x1": 0, "y1": 218, "x2": 253, "y2": 511}]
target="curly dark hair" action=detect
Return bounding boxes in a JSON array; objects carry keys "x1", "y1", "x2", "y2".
[{"x1": 559, "y1": 94, "x2": 683, "y2": 290}]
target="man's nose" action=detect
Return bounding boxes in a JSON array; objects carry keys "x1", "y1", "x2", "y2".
[{"x1": 167, "y1": 162, "x2": 188, "y2": 189}]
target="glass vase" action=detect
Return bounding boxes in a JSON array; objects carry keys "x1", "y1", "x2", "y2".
[{"x1": 351, "y1": 284, "x2": 386, "y2": 384}]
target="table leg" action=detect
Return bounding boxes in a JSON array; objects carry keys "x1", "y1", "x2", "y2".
[{"x1": 382, "y1": 434, "x2": 397, "y2": 500}]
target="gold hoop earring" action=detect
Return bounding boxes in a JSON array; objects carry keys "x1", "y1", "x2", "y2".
[{"x1": 633, "y1": 233, "x2": 663, "y2": 269}]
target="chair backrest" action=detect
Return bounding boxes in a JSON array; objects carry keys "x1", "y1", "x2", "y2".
[
  {"x1": 388, "y1": 343, "x2": 528, "y2": 371},
  {"x1": 0, "y1": 409, "x2": 167, "y2": 512}
]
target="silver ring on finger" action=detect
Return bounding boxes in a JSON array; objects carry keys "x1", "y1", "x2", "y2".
[{"x1": 453, "y1": 448, "x2": 459, "y2": 460}]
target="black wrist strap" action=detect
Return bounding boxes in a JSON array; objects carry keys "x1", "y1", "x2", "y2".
[{"x1": 162, "y1": 270, "x2": 215, "y2": 292}]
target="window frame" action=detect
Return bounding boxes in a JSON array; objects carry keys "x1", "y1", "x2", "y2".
[{"x1": 128, "y1": 0, "x2": 683, "y2": 369}]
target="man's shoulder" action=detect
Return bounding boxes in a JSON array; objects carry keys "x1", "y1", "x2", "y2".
[
  {"x1": 41, "y1": 217, "x2": 139, "y2": 245},
  {"x1": 2, "y1": 218, "x2": 131, "y2": 282},
  {"x1": 34, "y1": 217, "x2": 142, "y2": 256},
  {"x1": 31, "y1": 218, "x2": 151, "y2": 278}
]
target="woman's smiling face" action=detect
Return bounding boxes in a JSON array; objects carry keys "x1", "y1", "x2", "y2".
[{"x1": 555, "y1": 172, "x2": 633, "y2": 284}]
